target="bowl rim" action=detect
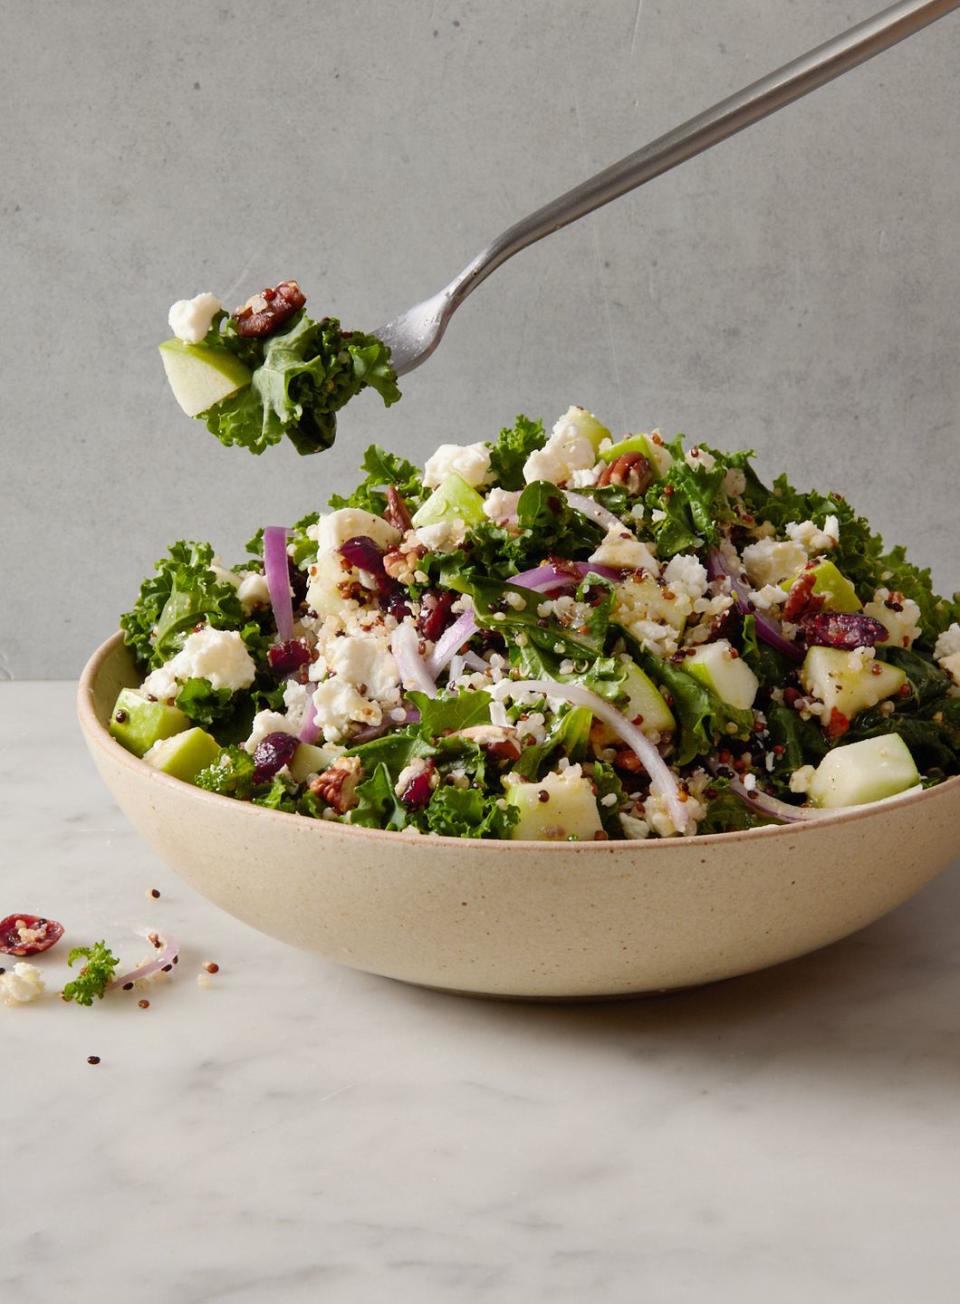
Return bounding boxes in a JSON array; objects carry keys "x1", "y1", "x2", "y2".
[{"x1": 79, "y1": 630, "x2": 960, "y2": 853}]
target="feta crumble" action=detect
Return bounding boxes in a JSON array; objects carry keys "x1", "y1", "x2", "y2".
[
  {"x1": 423, "y1": 442, "x2": 492, "y2": 490},
  {"x1": 1, "y1": 962, "x2": 46, "y2": 1006},
  {"x1": 142, "y1": 627, "x2": 256, "y2": 702},
  {"x1": 168, "y1": 292, "x2": 223, "y2": 345}
]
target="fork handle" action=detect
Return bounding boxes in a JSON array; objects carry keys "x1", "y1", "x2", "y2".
[{"x1": 447, "y1": 0, "x2": 959, "y2": 308}]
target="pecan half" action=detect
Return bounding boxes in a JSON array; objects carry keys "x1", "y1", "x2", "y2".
[
  {"x1": 310, "y1": 756, "x2": 363, "y2": 813},
  {"x1": 597, "y1": 453, "x2": 653, "y2": 495},
  {"x1": 384, "y1": 486, "x2": 414, "y2": 533},
  {"x1": 383, "y1": 540, "x2": 426, "y2": 585},
  {"x1": 235, "y1": 280, "x2": 306, "y2": 338}
]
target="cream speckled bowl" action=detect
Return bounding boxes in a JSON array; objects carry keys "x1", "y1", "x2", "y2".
[{"x1": 78, "y1": 633, "x2": 960, "y2": 998}]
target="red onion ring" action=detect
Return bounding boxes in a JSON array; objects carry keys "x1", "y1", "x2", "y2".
[
  {"x1": 562, "y1": 491, "x2": 625, "y2": 533},
  {"x1": 706, "y1": 547, "x2": 802, "y2": 663},
  {"x1": 390, "y1": 623, "x2": 438, "y2": 698},
  {"x1": 111, "y1": 932, "x2": 180, "y2": 990},
  {"x1": 263, "y1": 526, "x2": 295, "y2": 643}
]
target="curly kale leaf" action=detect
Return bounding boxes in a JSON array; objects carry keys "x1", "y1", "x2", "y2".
[
  {"x1": 195, "y1": 745, "x2": 256, "y2": 799},
  {"x1": 487, "y1": 414, "x2": 546, "y2": 491},
  {"x1": 62, "y1": 941, "x2": 120, "y2": 1007},
  {"x1": 120, "y1": 541, "x2": 255, "y2": 671},
  {"x1": 423, "y1": 786, "x2": 519, "y2": 839},
  {"x1": 201, "y1": 314, "x2": 400, "y2": 457},
  {"x1": 328, "y1": 443, "x2": 424, "y2": 515}
]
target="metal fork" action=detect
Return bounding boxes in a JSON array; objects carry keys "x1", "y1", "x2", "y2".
[{"x1": 373, "y1": 0, "x2": 958, "y2": 377}]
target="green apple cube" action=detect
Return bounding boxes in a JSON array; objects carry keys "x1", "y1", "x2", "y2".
[
  {"x1": 507, "y1": 770, "x2": 603, "y2": 841},
  {"x1": 682, "y1": 640, "x2": 760, "y2": 710},
  {"x1": 791, "y1": 560, "x2": 861, "y2": 613},
  {"x1": 289, "y1": 742, "x2": 337, "y2": 784},
  {"x1": 143, "y1": 727, "x2": 221, "y2": 784},
  {"x1": 412, "y1": 472, "x2": 486, "y2": 528},
  {"x1": 599, "y1": 433, "x2": 673, "y2": 478},
  {"x1": 109, "y1": 688, "x2": 191, "y2": 757},
  {"x1": 159, "y1": 339, "x2": 252, "y2": 417},
  {"x1": 800, "y1": 647, "x2": 905, "y2": 721},
  {"x1": 556, "y1": 405, "x2": 611, "y2": 453},
  {"x1": 595, "y1": 663, "x2": 675, "y2": 749},
  {"x1": 808, "y1": 734, "x2": 920, "y2": 808}
]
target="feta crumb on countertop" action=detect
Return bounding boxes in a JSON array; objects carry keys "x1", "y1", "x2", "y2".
[
  {"x1": 1, "y1": 962, "x2": 46, "y2": 1006},
  {"x1": 141, "y1": 627, "x2": 256, "y2": 702},
  {"x1": 423, "y1": 442, "x2": 492, "y2": 490},
  {"x1": 168, "y1": 292, "x2": 223, "y2": 345}
]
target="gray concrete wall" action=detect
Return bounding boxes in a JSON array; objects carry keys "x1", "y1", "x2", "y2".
[{"x1": 3, "y1": 0, "x2": 958, "y2": 678}]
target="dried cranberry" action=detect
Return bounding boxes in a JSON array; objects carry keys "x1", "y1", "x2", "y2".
[
  {"x1": 417, "y1": 590, "x2": 456, "y2": 642},
  {"x1": 401, "y1": 766, "x2": 436, "y2": 809},
  {"x1": 383, "y1": 590, "x2": 411, "y2": 620},
  {"x1": 704, "y1": 604, "x2": 742, "y2": 644},
  {"x1": 0, "y1": 914, "x2": 64, "y2": 957},
  {"x1": 801, "y1": 613, "x2": 888, "y2": 650},
  {"x1": 339, "y1": 536, "x2": 390, "y2": 589},
  {"x1": 268, "y1": 639, "x2": 312, "y2": 676},
  {"x1": 252, "y1": 732, "x2": 300, "y2": 783}
]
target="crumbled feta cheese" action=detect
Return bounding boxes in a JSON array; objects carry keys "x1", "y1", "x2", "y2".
[
  {"x1": 785, "y1": 516, "x2": 840, "y2": 555},
  {"x1": 643, "y1": 790, "x2": 705, "y2": 838},
  {"x1": 422, "y1": 442, "x2": 492, "y2": 490},
  {"x1": 311, "y1": 678, "x2": 380, "y2": 741},
  {"x1": 935, "y1": 623, "x2": 960, "y2": 662},
  {"x1": 589, "y1": 525, "x2": 659, "y2": 573},
  {"x1": 523, "y1": 410, "x2": 597, "y2": 485},
  {"x1": 142, "y1": 627, "x2": 256, "y2": 702},
  {"x1": 168, "y1": 292, "x2": 223, "y2": 344},
  {"x1": 1, "y1": 962, "x2": 45, "y2": 1006},
  {"x1": 483, "y1": 488, "x2": 521, "y2": 523},
  {"x1": 789, "y1": 765, "x2": 817, "y2": 795},
  {"x1": 940, "y1": 653, "x2": 960, "y2": 689},
  {"x1": 685, "y1": 446, "x2": 716, "y2": 471},
  {"x1": 663, "y1": 553, "x2": 708, "y2": 602},
  {"x1": 863, "y1": 588, "x2": 922, "y2": 650},
  {"x1": 600, "y1": 791, "x2": 619, "y2": 808},
  {"x1": 741, "y1": 537, "x2": 807, "y2": 588},
  {"x1": 236, "y1": 571, "x2": 271, "y2": 611},
  {"x1": 723, "y1": 467, "x2": 747, "y2": 498},
  {"x1": 750, "y1": 584, "x2": 789, "y2": 612},
  {"x1": 619, "y1": 813, "x2": 651, "y2": 840},
  {"x1": 569, "y1": 465, "x2": 601, "y2": 488},
  {"x1": 324, "y1": 635, "x2": 400, "y2": 703},
  {"x1": 414, "y1": 518, "x2": 468, "y2": 553},
  {"x1": 281, "y1": 679, "x2": 312, "y2": 732}
]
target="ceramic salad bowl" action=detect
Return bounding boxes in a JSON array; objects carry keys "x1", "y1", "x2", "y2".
[{"x1": 78, "y1": 632, "x2": 960, "y2": 998}]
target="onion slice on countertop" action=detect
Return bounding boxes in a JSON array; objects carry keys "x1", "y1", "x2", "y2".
[
  {"x1": 706, "y1": 547, "x2": 802, "y2": 663},
  {"x1": 561, "y1": 491, "x2": 625, "y2": 534},
  {"x1": 111, "y1": 932, "x2": 180, "y2": 990},
  {"x1": 263, "y1": 526, "x2": 295, "y2": 644},
  {"x1": 492, "y1": 677, "x2": 690, "y2": 834},
  {"x1": 391, "y1": 623, "x2": 438, "y2": 698}
]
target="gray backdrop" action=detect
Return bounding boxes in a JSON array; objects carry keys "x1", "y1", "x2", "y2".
[{"x1": 3, "y1": 0, "x2": 958, "y2": 679}]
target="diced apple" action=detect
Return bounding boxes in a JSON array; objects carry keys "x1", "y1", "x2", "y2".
[
  {"x1": 305, "y1": 509, "x2": 401, "y2": 619},
  {"x1": 412, "y1": 472, "x2": 486, "y2": 528},
  {"x1": 507, "y1": 768, "x2": 603, "y2": 841},
  {"x1": 289, "y1": 743, "x2": 338, "y2": 784},
  {"x1": 800, "y1": 647, "x2": 905, "y2": 721},
  {"x1": 599, "y1": 433, "x2": 673, "y2": 478},
  {"x1": 613, "y1": 576, "x2": 693, "y2": 633},
  {"x1": 791, "y1": 560, "x2": 862, "y2": 613},
  {"x1": 109, "y1": 688, "x2": 191, "y2": 757},
  {"x1": 682, "y1": 640, "x2": 759, "y2": 710},
  {"x1": 158, "y1": 339, "x2": 252, "y2": 417},
  {"x1": 808, "y1": 734, "x2": 920, "y2": 808},
  {"x1": 593, "y1": 663, "x2": 675, "y2": 749},
  {"x1": 143, "y1": 727, "x2": 221, "y2": 783}
]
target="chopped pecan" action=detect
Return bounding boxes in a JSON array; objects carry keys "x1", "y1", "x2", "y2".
[
  {"x1": 384, "y1": 486, "x2": 414, "y2": 533},
  {"x1": 383, "y1": 540, "x2": 426, "y2": 585},
  {"x1": 234, "y1": 280, "x2": 306, "y2": 338},
  {"x1": 310, "y1": 756, "x2": 363, "y2": 813},
  {"x1": 456, "y1": 725, "x2": 522, "y2": 761},
  {"x1": 597, "y1": 453, "x2": 654, "y2": 495},
  {"x1": 782, "y1": 567, "x2": 823, "y2": 623}
]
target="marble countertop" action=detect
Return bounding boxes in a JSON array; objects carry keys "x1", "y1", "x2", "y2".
[{"x1": 3, "y1": 682, "x2": 960, "y2": 1303}]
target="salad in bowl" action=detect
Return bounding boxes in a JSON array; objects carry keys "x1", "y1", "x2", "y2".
[{"x1": 110, "y1": 404, "x2": 960, "y2": 842}]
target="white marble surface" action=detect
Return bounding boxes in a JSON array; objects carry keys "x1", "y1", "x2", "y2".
[{"x1": 2, "y1": 681, "x2": 960, "y2": 1303}]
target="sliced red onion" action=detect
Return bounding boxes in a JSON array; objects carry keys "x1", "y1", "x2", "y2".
[
  {"x1": 462, "y1": 651, "x2": 488, "y2": 671},
  {"x1": 263, "y1": 526, "x2": 294, "y2": 643},
  {"x1": 706, "y1": 547, "x2": 802, "y2": 663},
  {"x1": 492, "y1": 677, "x2": 690, "y2": 834},
  {"x1": 425, "y1": 608, "x2": 478, "y2": 678},
  {"x1": 351, "y1": 706, "x2": 421, "y2": 744},
  {"x1": 391, "y1": 623, "x2": 437, "y2": 698},
  {"x1": 112, "y1": 932, "x2": 180, "y2": 990},
  {"x1": 562, "y1": 491, "x2": 624, "y2": 533},
  {"x1": 299, "y1": 693, "x2": 320, "y2": 743}
]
